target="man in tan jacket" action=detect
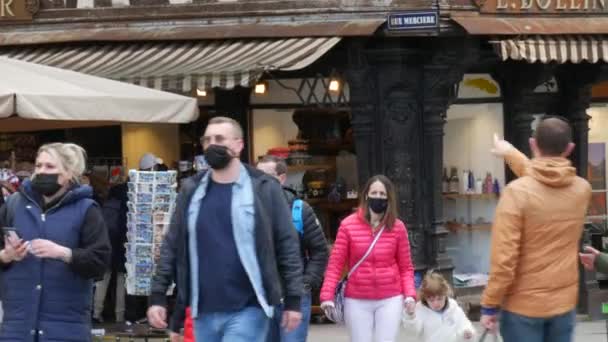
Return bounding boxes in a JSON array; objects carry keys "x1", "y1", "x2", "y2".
[{"x1": 481, "y1": 117, "x2": 592, "y2": 342}]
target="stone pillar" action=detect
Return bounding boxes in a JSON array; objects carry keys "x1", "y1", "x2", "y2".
[
  {"x1": 214, "y1": 87, "x2": 252, "y2": 163},
  {"x1": 492, "y1": 62, "x2": 554, "y2": 182},
  {"x1": 553, "y1": 64, "x2": 601, "y2": 317}
]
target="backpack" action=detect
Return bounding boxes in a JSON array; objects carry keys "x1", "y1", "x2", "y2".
[{"x1": 291, "y1": 199, "x2": 304, "y2": 236}]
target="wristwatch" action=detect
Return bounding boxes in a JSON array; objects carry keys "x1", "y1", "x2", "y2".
[{"x1": 303, "y1": 283, "x2": 312, "y2": 292}]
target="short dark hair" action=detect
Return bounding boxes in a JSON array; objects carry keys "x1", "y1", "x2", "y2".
[
  {"x1": 534, "y1": 116, "x2": 573, "y2": 156},
  {"x1": 208, "y1": 116, "x2": 244, "y2": 139},
  {"x1": 257, "y1": 155, "x2": 288, "y2": 175}
]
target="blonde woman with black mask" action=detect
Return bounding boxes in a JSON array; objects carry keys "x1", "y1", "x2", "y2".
[{"x1": 0, "y1": 143, "x2": 111, "y2": 342}]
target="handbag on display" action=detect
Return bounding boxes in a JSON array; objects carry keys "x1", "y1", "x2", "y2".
[{"x1": 325, "y1": 226, "x2": 385, "y2": 324}]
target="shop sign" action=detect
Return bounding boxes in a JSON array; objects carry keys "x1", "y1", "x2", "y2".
[
  {"x1": 387, "y1": 11, "x2": 439, "y2": 31},
  {"x1": 0, "y1": 0, "x2": 39, "y2": 21},
  {"x1": 476, "y1": 0, "x2": 607, "y2": 13}
]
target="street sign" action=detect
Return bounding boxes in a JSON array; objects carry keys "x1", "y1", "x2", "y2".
[
  {"x1": 602, "y1": 302, "x2": 608, "y2": 314},
  {"x1": 387, "y1": 11, "x2": 439, "y2": 31}
]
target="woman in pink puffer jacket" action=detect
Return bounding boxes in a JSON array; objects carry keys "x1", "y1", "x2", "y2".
[{"x1": 320, "y1": 175, "x2": 416, "y2": 342}]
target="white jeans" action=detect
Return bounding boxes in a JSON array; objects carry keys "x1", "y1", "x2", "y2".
[
  {"x1": 344, "y1": 295, "x2": 403, "y2": 342},
  {"x1": 93, "y1": 271, "x2": 126, "y2": 322}
]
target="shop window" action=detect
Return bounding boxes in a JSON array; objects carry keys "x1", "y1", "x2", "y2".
[
  {"x1": 251, "y1": 106, "x2": 358, "y2": 313},
  {"x1": 588, "y1": 107, "x2": 608, "y2": 240},
  {"x1": 443, "y1": 103, "x2": 504, "y2": 288},
  {"x1": 587, "y1": 142, "x2": 608, "y2": 236},
  {"x1": 587, "y1": 111, "x2": 608, "y2": 284},
  {"x1": 251, "y1": 108, "x2": 358, "y2": 242}
]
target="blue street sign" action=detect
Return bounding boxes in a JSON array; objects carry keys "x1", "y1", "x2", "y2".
[{"x1": 387, "y1": 12, "x2": 439, "y2": 30}]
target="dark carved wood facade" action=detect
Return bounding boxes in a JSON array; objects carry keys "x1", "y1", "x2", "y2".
[{"x1": 343, "y1": 38, "x2": 479, "y2": 278}]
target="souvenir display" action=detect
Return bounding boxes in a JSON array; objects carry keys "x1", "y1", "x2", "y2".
[{"x1": 125, "y1": 170, "x2": 177, "y2": 296}]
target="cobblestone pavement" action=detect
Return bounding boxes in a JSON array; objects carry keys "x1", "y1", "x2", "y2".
[
  {"x1": 96, "y1": 320, "x2": 608, "y2": 341},
  {"x1": 307, "y1": 321, "x2": 608, "y2": 342}
]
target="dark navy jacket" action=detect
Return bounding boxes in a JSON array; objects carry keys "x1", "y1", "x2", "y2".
[{"x1": 0, "y1": 180, "x2": 111, "y2": 342}]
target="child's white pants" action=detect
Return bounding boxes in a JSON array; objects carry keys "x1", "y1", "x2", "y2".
[{"x1": 344, "y1": 295, "x2": 403, "y2": 342}]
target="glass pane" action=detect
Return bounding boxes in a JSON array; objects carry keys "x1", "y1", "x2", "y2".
[
  {"x1": 588, "y1": 192, "x2": 607, "y2": 217},
  {"x1": 589, "y1": 143, "x2": 607, "y2": 190}
]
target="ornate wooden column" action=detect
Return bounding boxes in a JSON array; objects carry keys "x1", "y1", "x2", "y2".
[
  {"x1": 346, "y1": 39, "x2": 379, "y2": 186},
  {"x1": 346, "y1": 38, "x2": 475, "y2": 277},
  {"x1": 553, "y1": 63, "x2": 601, "y2": 317},
  {"x1": 370, "y1": 42, "x2": 428, "y2": 269},
  {"x1": 214, "y1": 87, "x2": 252, "y2": 163},
  {"x1": 491, "y1": 62, "x2": 554, "y2": 182},
  {"x1": 553, "y1": 64, "x2": 599, "y2": 176},
  {"x1": 346, "y1": 39, "x2": 428, "y2": 268},
  {"x1": 421, "y1": 39, "x2": 476, "y2": 284}
]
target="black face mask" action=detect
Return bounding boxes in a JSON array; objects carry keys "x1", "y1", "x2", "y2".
[
  {"x1": 368, "y1": 197, "x2": 388, "y2": 214},
  {"x1": 31, "y1": 173, "x2": 62, "y2": 197},
  {"x1": 204, "y1": 144, "x2": 234, "y2": 170}
]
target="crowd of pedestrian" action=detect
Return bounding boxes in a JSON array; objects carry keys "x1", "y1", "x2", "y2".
[{"x1": 0, "y1": 115, "x2": 598, "y2": 342}]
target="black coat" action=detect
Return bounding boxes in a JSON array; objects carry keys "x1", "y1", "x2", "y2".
[
  {"x1": 104, "y1": 183, "x2": 128, "y2": 273},
  {"x1": 150, "y1": 165, "x2": 304, "y2": 333},
  {"x1": 282, "y1": 188, "x2": 329, "y2": 291}
]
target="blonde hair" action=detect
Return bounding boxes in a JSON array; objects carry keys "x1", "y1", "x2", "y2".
[
  {"x1": 37, "y1": 143, "x2": 87, "y2": 181},
  {"x1": 418, "y1": 271, "x2": 453, "y2": 305}
]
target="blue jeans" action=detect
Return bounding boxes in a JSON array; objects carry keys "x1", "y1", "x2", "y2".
[
  {"x1": 500, "y1": 310, "x2": 575, "y2": 342},
  {"x1": 267, "y1": 293, "x2": 312, "y2": 342},
  {"x1": 194, "y1": 306, "x2": 270, "y2": 342}
]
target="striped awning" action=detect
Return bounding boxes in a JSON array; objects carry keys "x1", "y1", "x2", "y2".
[
  {"x1": 493, "y1": 35, "x2": 608, "y2": 64},
  {"x1": 0, "y1": 37, "x2": 341, "y2": 91}
]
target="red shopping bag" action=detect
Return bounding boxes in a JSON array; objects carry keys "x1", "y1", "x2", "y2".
[{"x1": 184, "y1": 307, "x2": 195, "y2": 342}]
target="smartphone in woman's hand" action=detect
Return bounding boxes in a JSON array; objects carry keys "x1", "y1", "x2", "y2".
[{"x1": 2, "y1": 227, "x2": 21, "y2": 245}]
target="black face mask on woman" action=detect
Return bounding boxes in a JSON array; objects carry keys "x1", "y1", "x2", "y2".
[
  {"x1": 204, "y1": 144, "x2": 234, "y2": 170},
  {"x1": 368, "y1": 197, "x2": 388, "y2": 214},
  {"x1": 31, "y1": 173, "x2": 62, "y2": 197}
]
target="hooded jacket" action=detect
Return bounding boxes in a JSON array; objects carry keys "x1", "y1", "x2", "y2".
[
  {"x1": 481, "y1": 149, "x2": 592, "y2": 318},
  {"x1": 402, "y1": 298, "x2": 475, "y2": 342}
]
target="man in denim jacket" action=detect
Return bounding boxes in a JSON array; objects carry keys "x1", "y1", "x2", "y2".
[{"x1": 148, "y1": 117, "x2": 303, "y2": 342}]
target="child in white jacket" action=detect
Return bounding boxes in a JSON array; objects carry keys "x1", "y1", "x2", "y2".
[{"x1": 403, "y1": 271, "x2": 475, "y2": 342}]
